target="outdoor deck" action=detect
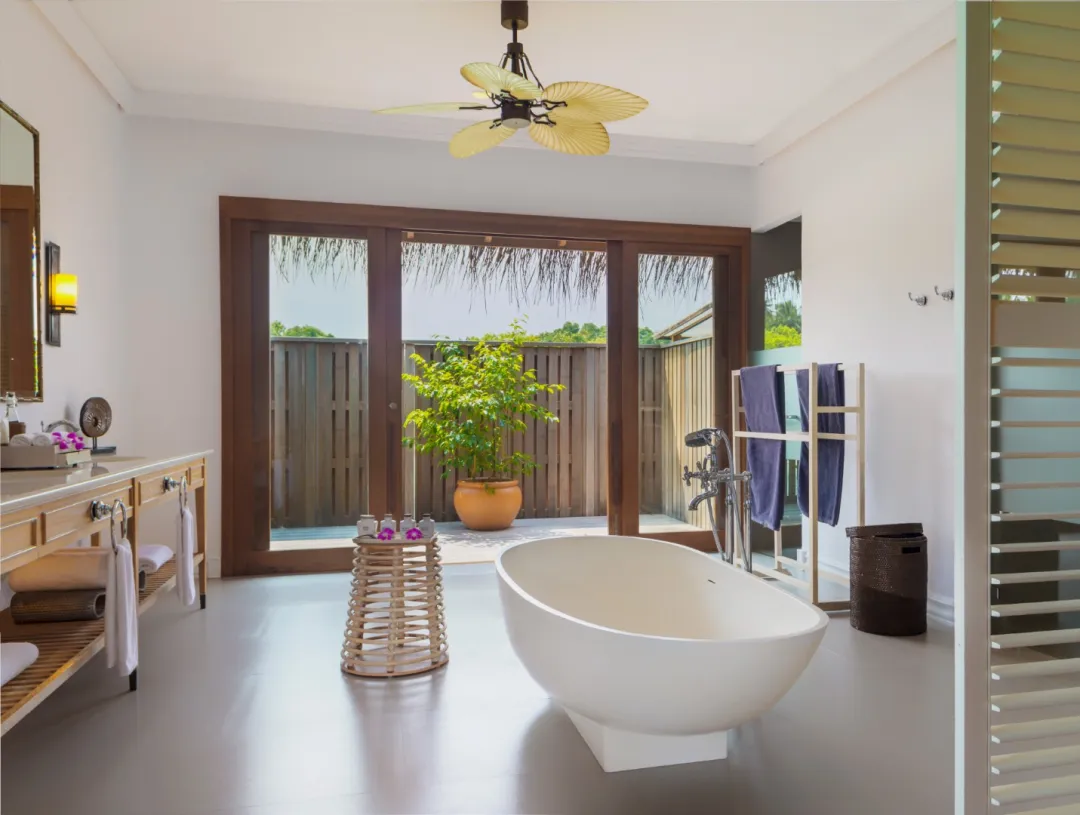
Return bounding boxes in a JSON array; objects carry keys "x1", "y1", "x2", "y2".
[{"x1": 270, "y1": 514, "x2": 701, "y2": 564}]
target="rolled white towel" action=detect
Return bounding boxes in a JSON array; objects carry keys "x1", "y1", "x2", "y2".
[
  {"x1": 138, "y1": 544, "x2": 174, "y2": 575},
  {"x1": 8, "y1": 433, "x2": 55, "y2": 447},
  {"x1": 1, "y1": 642, "x2": 40, "y2": 686},
  {"x1": 8, "y1": 548, "x2": 110, "y2": 592}
]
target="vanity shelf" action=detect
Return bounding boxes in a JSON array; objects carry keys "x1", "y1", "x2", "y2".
[{"x1": 0, "y1": 452, "x2": 211, "y2": 735}]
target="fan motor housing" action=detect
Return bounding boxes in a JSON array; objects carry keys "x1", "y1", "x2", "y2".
[
  {"x1": 501, "y1": 0, "x2": 528, "y2": 30},
  {"x1": 501, "y1": 101, "x2": 531, "y2": 129}
]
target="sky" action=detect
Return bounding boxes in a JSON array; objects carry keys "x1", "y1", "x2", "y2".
[{"x1": 269, "y1": 241, "x2": 713, "y2": 341}]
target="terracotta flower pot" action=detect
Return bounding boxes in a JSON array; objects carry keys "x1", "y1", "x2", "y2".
[{"x1": 453, "y1": 479, "x2": 522, "y2": 531}]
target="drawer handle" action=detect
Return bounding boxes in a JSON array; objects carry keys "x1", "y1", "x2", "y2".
[
  {"x1": 163, "y1": 476, "x2": 180, "y2": 492},
  {"x1": 89, "y1": 500, "x2": 113, "y2": 521}
]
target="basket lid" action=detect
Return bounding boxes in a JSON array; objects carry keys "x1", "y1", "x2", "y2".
[{"x1": 845, "y1": 522, "x2": 923, "y2": 538}]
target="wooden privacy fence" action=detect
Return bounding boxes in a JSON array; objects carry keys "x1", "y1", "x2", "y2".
[
  {"x1": 270, "y1": 338, "x2": 369, "y2": 528},
  {"x1": 270, "y1": 337, "x2": 717, "y2": 528}
]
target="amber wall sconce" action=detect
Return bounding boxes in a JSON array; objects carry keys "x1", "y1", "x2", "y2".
[{"x1": 45, "y1": 241, "x2": 76, "y2": 346}]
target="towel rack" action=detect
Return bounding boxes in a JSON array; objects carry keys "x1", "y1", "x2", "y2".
[
  {"x1": 109, "y1": 499, "x2": 129, "y2": 545},
  {"x1": 730, "y1": 362, "x2": 866, "y2": 611}
]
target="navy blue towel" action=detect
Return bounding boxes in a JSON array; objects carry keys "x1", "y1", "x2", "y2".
[
  {"x1": 797, "y1": 364, "x2": 845, "y2": 526},
  {"x1": 741, "y1": 365, "x2": 785, "y2": 531}
]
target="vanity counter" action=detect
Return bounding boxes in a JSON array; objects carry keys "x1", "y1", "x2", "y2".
[{"x1": 0, "y1": 452, "x2": 211, "y2": 513}]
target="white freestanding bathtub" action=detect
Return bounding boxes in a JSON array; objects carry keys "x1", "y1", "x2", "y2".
[{"x1": 496, "y1": 535, "x2": 828, "y2": 772}]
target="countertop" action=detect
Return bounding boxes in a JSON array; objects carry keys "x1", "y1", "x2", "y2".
[{"x1": 0, "y1": 452, "x2": 212, "y2": 514}]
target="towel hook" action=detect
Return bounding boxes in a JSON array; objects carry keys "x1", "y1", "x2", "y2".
[
  {"x1": 934, "y1": 285, "x2": 955, "y2": 301},
  {"x1": 110, "y1": 499, "x2": 128, "y2": 547},
  {"x1": 908, "y1": 292, "x2": 928, "y2": 307}
]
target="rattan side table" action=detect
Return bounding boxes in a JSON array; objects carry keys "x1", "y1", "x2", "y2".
[{"x1": 341, "y1": 534, "x2": 449, "y2": 677}]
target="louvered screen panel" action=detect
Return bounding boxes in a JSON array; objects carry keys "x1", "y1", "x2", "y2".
[{"x1": 988, "y1": 4, "x2": 1080, "y2": 812}]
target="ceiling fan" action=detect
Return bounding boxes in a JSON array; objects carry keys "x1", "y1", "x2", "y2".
[{"x1": 375, "y1": 0, "x2": 648, "y2": 158}]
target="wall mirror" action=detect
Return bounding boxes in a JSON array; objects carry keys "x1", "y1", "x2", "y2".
[{"x1": 0, "y1": 100, "x2": 43, "y2": 400}]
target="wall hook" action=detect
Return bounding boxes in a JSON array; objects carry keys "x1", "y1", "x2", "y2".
[
  {"x1": 934, "y1": 285, "x2": 955, "y2": 302},
  {"x1": 908, "y1": 292, "x2": 928, "y2": 307}
]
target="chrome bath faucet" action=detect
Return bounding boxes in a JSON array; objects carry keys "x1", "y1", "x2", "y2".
[{"x1": 683, "y1": 428, "x2": 753, "y2": 572}]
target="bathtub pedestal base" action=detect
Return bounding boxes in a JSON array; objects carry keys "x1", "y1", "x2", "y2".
[{"x1": 565, "y1": 710, "x2": 728, "y2": 773}]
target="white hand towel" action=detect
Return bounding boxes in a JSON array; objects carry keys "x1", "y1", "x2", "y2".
[
  {"x1": 7, "y1": 434, "x2": 32, "y2": 447},
  {"x1": 9, "y1": 548, "x2": 110, "y2": 592},
  {"x1": 105, "y1": 538, "x2": 138, "y2": 677},
  {"x1": 1, "y1": 642, "x2": 39, "y2": 686},
  {"x1": 177, "y1": 506, "x2": 197, "y2": 607},
  {"x1": 30, "y1": 433, "x2": 55, "y2": 447},
  {"x1": 138, "y1": 544, "x2": 174, "y2": 575}
]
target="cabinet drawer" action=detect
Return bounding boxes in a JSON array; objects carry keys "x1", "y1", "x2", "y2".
[
  {"x1": 137, "y1": 467, "x2": 188, "y2": 507},
  {"x1": 188, "y1": 461, "x2": 206, "y2": 487},
  {"x1": 42, "y1": 484, "x2": 133, "y2": 547},
  {"x1": 1, "y1": 510, "x2": 41, "y2": 570}
]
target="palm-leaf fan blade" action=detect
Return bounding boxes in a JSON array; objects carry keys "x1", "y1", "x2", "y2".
[
  {"x1": 542, "y1": 82, "x2": 648, "y2": 123},
  {"x1": 461, "y1": 62, "x2": 542, "y2": 100},
  {"x1": 375, "y1": 102, "x2": 489, "y2": 115},
  {"x1": 450, "y1": 121, "x2": 518, "y2": 158},
  {"x1": 528, "y1": 121, "x2": 610, "y2": 156}
]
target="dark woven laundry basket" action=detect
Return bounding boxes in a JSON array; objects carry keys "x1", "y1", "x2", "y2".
[{"x1": 846, "y1": 523, "x2": 927, "y2": 636}]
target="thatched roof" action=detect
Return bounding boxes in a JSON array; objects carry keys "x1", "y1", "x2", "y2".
[{"x1": 272, "y1": 235, "x2": 800, "y2": 306}]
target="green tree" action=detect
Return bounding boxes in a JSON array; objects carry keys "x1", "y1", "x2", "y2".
[
  {"x1": 536, "y1": 321, "x2": 607, "y2": 344},
  {"x1": 765, "y1": 324, "x2": 801, "y2": 349},
  {"x1": 468, "y1": 320, "x2": 666, "y2": 345},
  {"x1": 766, "y1": 300, "x2": 802, "y2": 332},
  {"x1": 638, "y1": 327, "x2": 669, "y2": 347},
  {"x1": 270, "y1": 321, "x2": 334, "y2": 338}
]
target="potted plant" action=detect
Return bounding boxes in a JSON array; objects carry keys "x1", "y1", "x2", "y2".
[{"x1": 402, "y1": 320, "x2": 564, "y2": 531}]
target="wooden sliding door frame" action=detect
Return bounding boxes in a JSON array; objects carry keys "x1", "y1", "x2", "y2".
[{"x1": 220, "y1": 197, "x2": 748, "y2": 576}]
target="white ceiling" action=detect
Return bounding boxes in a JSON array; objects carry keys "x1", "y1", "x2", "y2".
[{"x1": 51, "y1": 0, "x2": 954, "y2": 162}]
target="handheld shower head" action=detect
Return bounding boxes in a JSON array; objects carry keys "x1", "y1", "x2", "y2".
[{"x1": 684, "y1": 429, "x2": 713, "y2": 448}]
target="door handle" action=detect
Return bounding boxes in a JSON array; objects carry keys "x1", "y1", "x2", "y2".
[{"x1": 389, "y1": 402, "x2": 398, "y2": 411}]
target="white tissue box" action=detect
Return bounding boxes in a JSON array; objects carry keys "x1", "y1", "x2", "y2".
[{"x1": 0, "y1": 445, "x2": 92, "y2": 470}]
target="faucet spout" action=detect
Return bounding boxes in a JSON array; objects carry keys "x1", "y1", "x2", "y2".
[{"x1": 688, "y1": 489, "x2": 717, "y2": 511}]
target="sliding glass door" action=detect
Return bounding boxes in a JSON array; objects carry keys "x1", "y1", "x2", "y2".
[
  {"x1": 611, "y1": 244, "x2": 744, "y2": 550},
  {"x1": 268, "y1": 233, "x2": 370, "y2": 556},
  {"x1": 398, "y1": 232, "x2": 610, "y2": 564}
]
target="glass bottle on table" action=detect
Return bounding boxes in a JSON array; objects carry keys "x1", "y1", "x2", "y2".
[
  {"x1": 4, "y1": 392, "x2": 23, "y2": 437},
  {"x1": 418, "y1": 514, "x2": 436, "y2": 540}
]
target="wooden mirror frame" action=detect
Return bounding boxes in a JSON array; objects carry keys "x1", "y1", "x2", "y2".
[{"x1": 0, "y1": 99, "x2": 43, "y2": 401}]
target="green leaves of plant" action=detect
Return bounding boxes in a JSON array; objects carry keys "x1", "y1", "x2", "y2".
[{"x1": 401, "y1": 319, "x2": 565, "y2": 480}]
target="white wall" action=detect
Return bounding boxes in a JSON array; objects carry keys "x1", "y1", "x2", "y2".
[
  {"x1": 0, "y1": 2, "x2": 134, "y2": 447},
  {"x1": 756, "y1": 44, "x2": 957, "y2": 615},
  {"x1": 125, "y1": 117, "x2": 755, "y2": 576}
]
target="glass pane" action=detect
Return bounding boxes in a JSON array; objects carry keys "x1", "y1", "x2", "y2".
[
  {"x1": 400, "y1": 236, "x2": 607, "y2": 564},
  {"x1": 268, "y1": 235, "x2": 368, "y2": 551},
  {"x1": 637, "y1": 253, "x2": 715, "y2": 536},
  {"x1": 748, "y1": 219, "x2": 802, "y2": 565}
]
